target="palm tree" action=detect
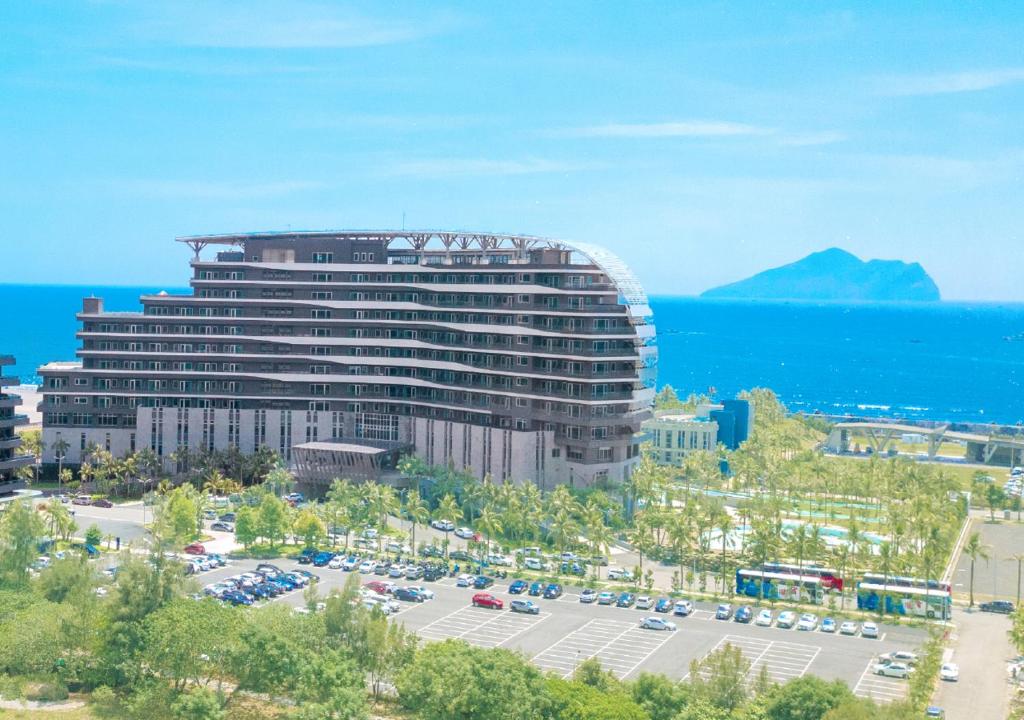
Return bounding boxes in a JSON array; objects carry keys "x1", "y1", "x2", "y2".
[
  {"x1": 435, "y1": 493, "x2": 462, "y2": 560},
  {"x1": 50, "y1": 436, "x2": 70, "y2": 488},
  {"x1": 877, "y1": 542, "x2": 895, "y2": 617},
  {"x1": 715, "y1": 508, "x2": 735, "y2": 593},
  {"x1": 584, "y1": 502, "x2": 615, "y2": 579},
  {"x1": 404, "y1": 490, "x2": 430, "y2": 551},
  {"x1": 964, "y1": 531, "x2": 990, "y2": 608},
  {"x1": 667, "y1": 512, "x2": 694, "y2": 591},
  {"x1": 476, "y1": 506, "x2": 503, "y2": 558},
  {"x1": 548, "y1": 509, "x2": 581, "y2": 565},
  {"x1": 1007, "y1": 553, "x2": 1024, "y2": 608}
]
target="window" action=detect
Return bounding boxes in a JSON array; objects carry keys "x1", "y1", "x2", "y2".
[
  {"x1": 312, "y1": 346, "x2": 331, "y2": 356},
  {"x1": 311, "y1": 309, "x2": 331, "y2": 319},
  {"x1": 355, "y1": 412, "x2": 399, "y2": 441},
  {"x1": 312, "y1": 252, "x2": 334, "y2": 263},
  {"x1": 310, "y1": 364, "x2": 330, "y2": 374},
  {"x1": 309, "y1": 383, "x2": 329, "y2": 395},
  {"x1": 312, "y1": 272, "x2": 332, "y2": 282},
  {"x1": 311, "y1": 291, "x2": 333, "y2": 300},
  {"x1": 311, "y1": 327, "x2": 331, "y2": 337}
]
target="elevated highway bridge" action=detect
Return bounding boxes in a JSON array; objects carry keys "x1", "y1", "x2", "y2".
[{"x1": 825, "y1": 421, "x2": 1024, "y2": 466}]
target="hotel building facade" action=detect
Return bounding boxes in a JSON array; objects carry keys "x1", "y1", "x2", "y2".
[
  {"x1": 39, "y1": 231, "x2": 657, "y2": 489},
  {"x1": 1, "y1": 356, "x2": 32, "y2": 493}
]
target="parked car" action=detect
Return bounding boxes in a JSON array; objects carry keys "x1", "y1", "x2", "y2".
[
  {"x1": 939, "y1": 663, "x2": 959, "y2": 682},
  {"x1": 715, "y1": 603, "x2": 733, "y2": 620},
  {"x1": 879, "y1": 650, "x2": 919, "y2": 666},
  {"x1": 525, "y1": 557, "x2": 548, "y2": 571},
  {"x1": 183, "y1": 543, "x2": 206, "y2": 555},
  {"x1": 579, "y1": 588, "x2": 598, "y2": 604},
  {"x1": 980, "y1": 600, "x2": 1015, "y2": 614},
  {"x1": 755, "y1": 609, "x2": 774, "y2": 627},
  {"x1": 431, "y1": 519, "x2": 455, "y2": 532},
  {"x1": 450, "y1": 550, "x2": 474, "y2": 562},
  {"x1": 820, "y1": 617, "x2": 837, "y2": 633},
  {"x1": 873, "y1": 662, "x2": 911, "y2": 679},
  {"x1": 72, "y1": 496, "x2": 92, "y2": 506},
  {"x1": 797, "y1": 613, "x2": 819, "y2": 631},
  {"x1": 560, "y1": 561, "x2": 586, "y2": 576},
  {"x1": 373, "y1": 564, "x2": 389, "y2": 576},
  {"x1": 734, "y1": 606, "x2": 754, "y2": 624},
  {"x1": 91, "y1": 498, "x2": 113, "y2": 508},
  {"x1": 472, "y1": 593, "x2": 504, "y2": 609},
  {"x1": 616, "y1": 592, "x2": 635, "y2": 608},
  {"x1": 474, "y1": 575, "x2": 494, "y2": 589},
  {"x1": 528, "y1": 581, "x2": 544, "y2": 596},
  {"x1": 776, "y1": 611, "x2": 797, "y2": 629},
  {"x1": 640, "y1": 616, "x2": 677, "y2": 631},
  {"x1": 839, "y1": 620, "x2": 859, "y2": 635},
  {"x1": 673, "y1": 599, "x2": 694, "y2": 616},
  {"x1": 655, "y1": 598, "x2": 673, "y2": 613},
  {"x1": 394, "y1": 586, "x2": 425, "y2": 602},
  {"x1": 423, "y1": 565, "x2": 446, "y2": 581},
  {"x1": 328, "y1": 555, "x2": 345, "y2": 569},
  {"x1": 509, "y1": 579, "x2": 528, "y2": 594},
  {"x1": 607, "y1": 567, "x2": 633, "y2": 581},
  {"x1": 635, "y1": 595, "x2": 654, "y2": 610},
  {"x1": 361, "y1": 527, "x2": 378, "y2": 539},
  {"x1": 419, "y1": 545, "x2": 443, "y2": 558},
  {"x1": 358, "y1": 560, "x2": 377, "y2": 574},
  {"x1": 489, "y1": 554, "x2": 513, "y2": 567},
  {"x1": 454, "y1": 527, "x2": 476, "y2": 539},
  {"x1": 596, "y1": 591, "x2": 617, "y2": 605},
  {"x1": 544, "y1": 583, "x2": 563, "y2": 599},
  {"x1": 925, "y1": 707, "x2": 945, "y2": 719},
  {"x1": 407, "y1": 585, "x2": 435, "y2": 600},
  {"x1": 456, "y1": 574, "x2": 476, "y2": 587},
  {"x1": 511, "y1": 599, "x2": 540, "y2": 615},
  {"x1": 312, "y1": 552, "x2": 335, "y2": 567},
  {"x1": 861, "y1": 621, "x2": 880, "y2": 638},
  {"x1": 211, "y1": 521, "x2": 234, "y2": 532},
  {"x1": 388, "y1": 564, "x2": 407, "y2": 578},
  {"x1": 218, "y1": 512, "x2": 237, "y2": 522},
  {"x1": 405, "y1": 565, "x2": 425, "y2": 580},
  {"x1": 256, "y1": 563, "x2": 282, "y2": 576},
  {"x1": 365, "y1": 580, "x2": 395, "y2": 595}
]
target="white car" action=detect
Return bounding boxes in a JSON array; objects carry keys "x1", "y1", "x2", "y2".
[
  {"x1": 597, "y1": 591, "x2": 617, "y2": 605},
  {"x1": 839, "y1": 621, "x2": 859, "y2": 635},
  {"x1": 486, "y1": 553, "x2": 512, "y2": 566},
  {"x1": 673, "y1": 600, "x2": 694, "y2": 616},
  {"x1": 874, "y1": 662, "x2": 912, "y2": 679},
  {"x1": 387, "y1": 542, "x2": 412, "y2": 554},
  {"x1": 328, "y1": 556, "x2": 345, "y2": 569},
  {"x1": 454, "y1": 527, "x2": 475, "y2": 539},
  {"x1": 341, "y1": 556, "x2": 360, "y2": 571},
  {"x1": 939, "y1": 663, "x2": 959, "y2": 682},
  {"x1": 797, "y1": 613, "x2": 818, "y2": 631},
  {"x1": 431, "y1": 519, "x2": 455, "y2": 532},
  {"x1": 640, "y1": 616, "x2": 677, "y2": 631},
  {"x1": 388, "y1": 564, "x2": 406, "y2": 578},
  {"x1": 608, "y1": 567, "x2": 633, "y2": 581},
  {"x1": 880, "y1": 650, "x2": 919, "y2": 666},
  {"x1": 861, "y1": 622, "x2": 880, "y2": 638},
  {"x1": 358, "y1": 560, "x2": 377, "y2": 574},
  {"x1": 755, "y1": 609, "x2": 774, "y2": 627},
  {"x1": 361, "y1": 527, "x2": 379, "y2": 539},
  {"x1": 776, "y1": 611, "x2": 797, "y2": 629},
  {"x1": 525, "y1": 557, "x2": 548, "y2": 571},
  {"x1": 456, "y1": 573, "x2": 475, "y2": 587},
  {"x1": 579, "y1": 589, "x2": 598, "y2": 603},
  {"x1": 635, "y1": 595, "x2": 654, "y2": 610}
]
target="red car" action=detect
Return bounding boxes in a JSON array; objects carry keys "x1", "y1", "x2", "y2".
[
  {"x1": 365, "y1": 580, "x2": 395, "y2": 595},
  {"x1": 183, "y1": 543, "x2": 206, "y2": 555},
  {"x1": 472, "y1": 593, "x2": 504, "y2": 610}
]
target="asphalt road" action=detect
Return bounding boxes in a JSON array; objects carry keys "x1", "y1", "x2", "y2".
[{"x1": 952, "y1": 518, "x2": 1024, "y2": 604}]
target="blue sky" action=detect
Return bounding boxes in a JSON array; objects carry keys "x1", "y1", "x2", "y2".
[{"x1": 2, "y1": 1, "x2": 1024, "y2": 300}]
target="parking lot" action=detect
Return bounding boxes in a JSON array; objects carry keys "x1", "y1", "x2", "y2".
[{"x1": 188, "y1": 556, "x2": 927, "y2": 692}]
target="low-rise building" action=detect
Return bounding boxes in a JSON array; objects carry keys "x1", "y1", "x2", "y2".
[{"x1": 643, "y1": 396, "x2": 752, "y2": 465}]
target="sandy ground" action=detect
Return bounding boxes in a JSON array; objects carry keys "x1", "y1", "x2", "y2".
[{"x1": 14, "y1": 384, "x2": 42, "y2": 426}]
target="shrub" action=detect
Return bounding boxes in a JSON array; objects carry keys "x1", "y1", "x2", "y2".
[{"x1": 25, "y1": 681, "x2": 69, "y2": 702}]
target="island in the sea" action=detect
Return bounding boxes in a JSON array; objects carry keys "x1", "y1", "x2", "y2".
[{"x1": 701, "y1": 247, "x2": 941, "y2": 302}]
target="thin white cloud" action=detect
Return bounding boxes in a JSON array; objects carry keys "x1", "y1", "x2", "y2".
[
  {"x1": 877, "y1": 68, "x2": 1024, "y2": 96},
  {"x1": 106, "y1": 179, "x2": 323, "y2": 200},
  {"x1": 778, "y1": 131, "x2": 847, "y2": 147},
  {"x1": 383, "y1": 158, "x2": 595, "y2": 178},
  {"x1": 130, "y1": 1, "x2": 455, "y2": 49},
  {"x1": 559, "y1": 121, "x2": 772, "y2": 138}
]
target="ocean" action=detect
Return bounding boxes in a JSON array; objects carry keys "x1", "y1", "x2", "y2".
[{"x1": 3, "y1": 284, "x2": 1023, "y2": 426}]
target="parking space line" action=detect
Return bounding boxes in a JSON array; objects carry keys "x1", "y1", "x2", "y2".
[
  {"x1": 852, "y1": 659, "x2": 909, "y2": 703},
  {"x1": 415, "y1": 605, "x2": 549, "y2": 648}
]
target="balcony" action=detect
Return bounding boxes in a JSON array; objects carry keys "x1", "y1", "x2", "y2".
[
  {"x1": 0, "y1": 437, "x2": 23, "y2": 451},
  {"x1": 0, "y1": 454, "x2": 34, "y2": 473},
  {"x1": 0, "y1": 414, "x2": 28, "y2": 428}
]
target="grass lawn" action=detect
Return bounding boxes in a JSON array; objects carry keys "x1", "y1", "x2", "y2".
[{"x1": 0, "y1": 707, "x2": 96, "y2": 719}]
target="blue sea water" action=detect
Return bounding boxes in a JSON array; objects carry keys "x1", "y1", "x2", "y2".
[{"x1": 2, "y1": 284, "x2": 1023, "y2": 426}]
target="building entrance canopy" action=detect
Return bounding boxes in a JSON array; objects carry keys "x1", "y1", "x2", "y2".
[{"x1": 291, "y1": 438, "x2": 412, "y2": 486}]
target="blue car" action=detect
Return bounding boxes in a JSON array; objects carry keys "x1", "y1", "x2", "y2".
[
  {"x1": 509, "y1": 579, "x2": 528, "y2": 594},
  {"x1": 249, "y1": 584, "x2": 273, "y2": 600},
  {"x1": 272, "y1": 576, "x2": 299, "y2": 590},
  {"x1": 221, "y1": 590, "x2": 253, "y2": 606},
  {"x1": 544, "y1": 583, "x2": 563, "y2": 599},
  {"x1": 312, "y1": 551, "x2": 335, "y2": 567},
  {"x1": 655, "y1": 598, "x2": 673, "y2": 613},
  {"x1": 734, "y1": 606, "x2": 753, "y2": 623},
  {"x1": 616, "y1": 592, "x2": 635, "y2": 608},
  {"x1": 528, "y1": 581, "x2": 543, "y2": 596},
  {"x1": 474, "y1": 575, "x2": 494, "y2": 589},
  {"x1": 394, "y1": 587, "x2": 424, "y2": 602}
]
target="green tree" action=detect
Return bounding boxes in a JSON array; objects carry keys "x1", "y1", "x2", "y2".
[
  {"x1": 171, "y1": 688, "x2": 225, "y2": 720},
  {"x1": 293, "y1": 509, "x2": 326, "y2": 549},
  {"x1": 986, "y1": 484, "x2": 1007, "y2": 522},
  {"x1": 403, "y1": 489, "x2": 430, "y2": 551},
  {"x1": 687, "y1": 642, "x2": 749, "y2": 713},
  {"x1": 764, "y1": 675, "x2": 855, "y2": 720},
  {"x1": 546, "y1": 676, "x2": 647, "y2": 720},
  {"x1": 963, "y1": 531, "x2": 990, "y2": 608},
  {"x1": 291, "y1": 646, "x2": 368, "y2": 720},
  {"x1": 351, "y1": 607, "x2": 417, "y2": 698},
  {"x1": 257, "y1": 493, "x2": 289, "y2": 549},
  {"x1": 234, "y1": 505, "x2": 258, "y2": 549},
  {"x1": 0, "y1": 499, "x2": 45, "y2": 585},
  {"x1": 83, "y1": 523, "x2": 102, "y2": 547},
  {"x1": 141, "y1": 598, "x2": 239, "y2": 691},
  {"x1": 629, "y1": 672, "x2": 689, "y2": 720},
  {"x1": 396, "y1": 640, "x2": 551, "y2": 720},
  {"x1": 38, "y1": 555, "x2": 96, "y2": 604},
  {"x1": 160, "y1": 487, "x2": 200, "y2": 544},
  {"x1": 476, "y1": 505, "x2": 503, "y2": 558}
]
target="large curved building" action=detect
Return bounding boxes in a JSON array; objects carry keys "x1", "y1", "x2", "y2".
[{"x1": 39, "y1": 231, "x2": 657, "y2": 488}]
